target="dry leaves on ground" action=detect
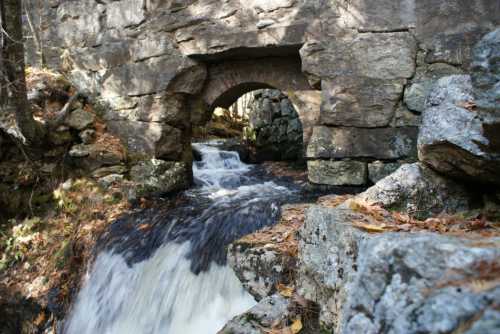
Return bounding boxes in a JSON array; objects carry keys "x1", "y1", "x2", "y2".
[{"x1": 347, "y1": 199, "x2": 500, "y2": 237}]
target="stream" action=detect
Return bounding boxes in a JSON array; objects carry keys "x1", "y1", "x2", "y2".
[{"x1": 63, "y1": 141, "x2": 308, "y2": 334}]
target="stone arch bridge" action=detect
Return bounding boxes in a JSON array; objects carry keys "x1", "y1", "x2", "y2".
[{"x1": 35, "y1": 0, "x2": 500, "y2": 186}]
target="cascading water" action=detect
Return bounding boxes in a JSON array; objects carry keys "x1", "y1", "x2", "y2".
[{"x1": 64, "y1": 141, "x2": 303, "y2": 334}]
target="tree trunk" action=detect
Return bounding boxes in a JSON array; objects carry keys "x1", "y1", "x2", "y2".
[{"x1": 0, "y1": 0, "x2": 44, "y2": 145}]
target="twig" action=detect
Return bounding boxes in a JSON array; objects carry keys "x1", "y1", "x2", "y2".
[{"x1": 46, "y1": 91, "x2": 81, "y2": 129}]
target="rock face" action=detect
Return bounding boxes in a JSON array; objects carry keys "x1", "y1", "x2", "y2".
[
  {"x1": 418, "y1": 74, "x2": 500, "y2": 185},
  {"x1": 29, "y1": 0, "x2": 500, "y2": 186},
  {"x1": 228, "y1": 243, "x2": 296, "y2": 301},
  {"x1": 471, "y1": 28, "x2": 500, "y2": 112},
  {"x1": 244, "y1": 89, "x2": 304, "y2": 161},
  {"x1": 298, "y1": 205, "x2": 500, "y2": 333},
  {"x1": 358, "y1": 163, "x2": 473, "y2": 219}
]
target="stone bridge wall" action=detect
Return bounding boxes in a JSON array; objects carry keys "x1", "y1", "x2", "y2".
[{"x1": 34, "y1": 0, "x2": 500, "y2": 186}]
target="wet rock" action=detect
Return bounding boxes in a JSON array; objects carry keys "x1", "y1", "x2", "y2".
[
  {"x1": 65, "y1": 108, "x2": 95, "y2": 130},
  {"x1": 357, "y1": 163, "x2": 473, "y2": 219},
  {"x1": 418, "y1": 75, "x2": 500, "y2": 185},
  {"x1": 218, "y1": 294, "x2": 290, "y2": 334},
  {"x1": 216, "y1": 139, "x2": 251, "y2": 163},
  {"x1": 298, "y1": 205, "x2": 500, "y2": 333},
  {"x1": 308, "y1": 160, "x2": 367, "y2": 186},
  {"x1": 367, "y1": 161, "x2": 401, "y2": 184},
  {"x1": 129, "y1": 159, "x2": 188, "y2": 198}
]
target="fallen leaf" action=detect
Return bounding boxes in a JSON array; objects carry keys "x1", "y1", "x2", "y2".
[
  {"x1": 290, "y1": 318, "x2": 303, "y2": 334},
  {"x1": 277, "y1": 283, "x2": 294, "y2": 298},
  {"x1": 351, "y1": 221, "x2": 388, "y2": 233}
]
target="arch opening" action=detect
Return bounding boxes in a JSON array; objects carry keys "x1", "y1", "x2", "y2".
[{"x1": 193, "y1": 87, "x2": 305, "y2": 164}]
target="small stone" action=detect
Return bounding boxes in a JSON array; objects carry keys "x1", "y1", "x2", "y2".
[
  {"x1": 97, "y1": 174, "x2": 124, "y2": 188},
  {"x1": 61, "y1": 179, "x2": 73, "y2": 190},
  {"x1": 80, "y1": 129, "x2": 96, "y2": 144},
  {"x1": 69, "y1": 144, "x2": 90, "y2": 157},
  {"x1": 256, "y1": 20, "x2": 275, "y2": 29},
  {"x1": 65, "y1": 108, "x2": 95, "y2": 131},
  {"x1": 40, "y1": 163, "x2": 57, "y2": 174},
  {"x1": 92, "y1": 165, "x2": 127, "y2": 179}
]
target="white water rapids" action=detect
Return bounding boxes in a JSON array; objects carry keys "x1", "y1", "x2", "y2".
[{"x1": 64, "y1": 141, "x2": 296, "y2": 334}]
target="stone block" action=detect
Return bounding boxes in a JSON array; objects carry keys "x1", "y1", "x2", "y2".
[
  {"x1": 308, "y1": 160, "x2": 367, "y2": 186},
  {"x1": 306, "y1": 126, "x2": 418, "y2": 160},
  {"x1": 107, "y1": 120, "x2": 183, "y2": 160},
  {"x1": 321, "y1": 78, "x2": 404, "y2": 127}
]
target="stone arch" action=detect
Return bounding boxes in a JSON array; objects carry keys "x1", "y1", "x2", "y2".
[{"x1": 193, "y1": 56, "x2": 321, "y2": 146}]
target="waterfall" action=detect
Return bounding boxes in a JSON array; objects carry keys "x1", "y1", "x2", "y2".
[{"x1": 64, "y1": 141, "x2": 298, "y2": 334}]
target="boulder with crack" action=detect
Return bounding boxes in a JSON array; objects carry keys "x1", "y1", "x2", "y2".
[{"x1": 298, "y1": 205, "x2": 500, "y2": 333}]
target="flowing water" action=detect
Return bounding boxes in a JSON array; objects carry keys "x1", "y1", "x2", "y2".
[{"x1": 64, "y1": 141, "x2": 306, "y2": 334}]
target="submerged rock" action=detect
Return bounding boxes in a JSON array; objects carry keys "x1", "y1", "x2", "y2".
[
  {"x1": 298, "y1": 205, "x2": 500, "y2": 333},
  {"x1": 357, "y1": 163, "x2": 473, "y2": 219}
]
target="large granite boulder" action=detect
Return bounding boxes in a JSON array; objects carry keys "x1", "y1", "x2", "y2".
[
  {"x1": 298, "y1": 205, "x2": 500, "y2": 333},
  {"x1": 404, "y1": 62, "x2": 464, "y2": 113},
  {"x1": 357, "y1": 163, "x2": 473, "y2": 219},
  {"x1": 418, "y1": 74, "x2": 500, "y2": 185}
]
